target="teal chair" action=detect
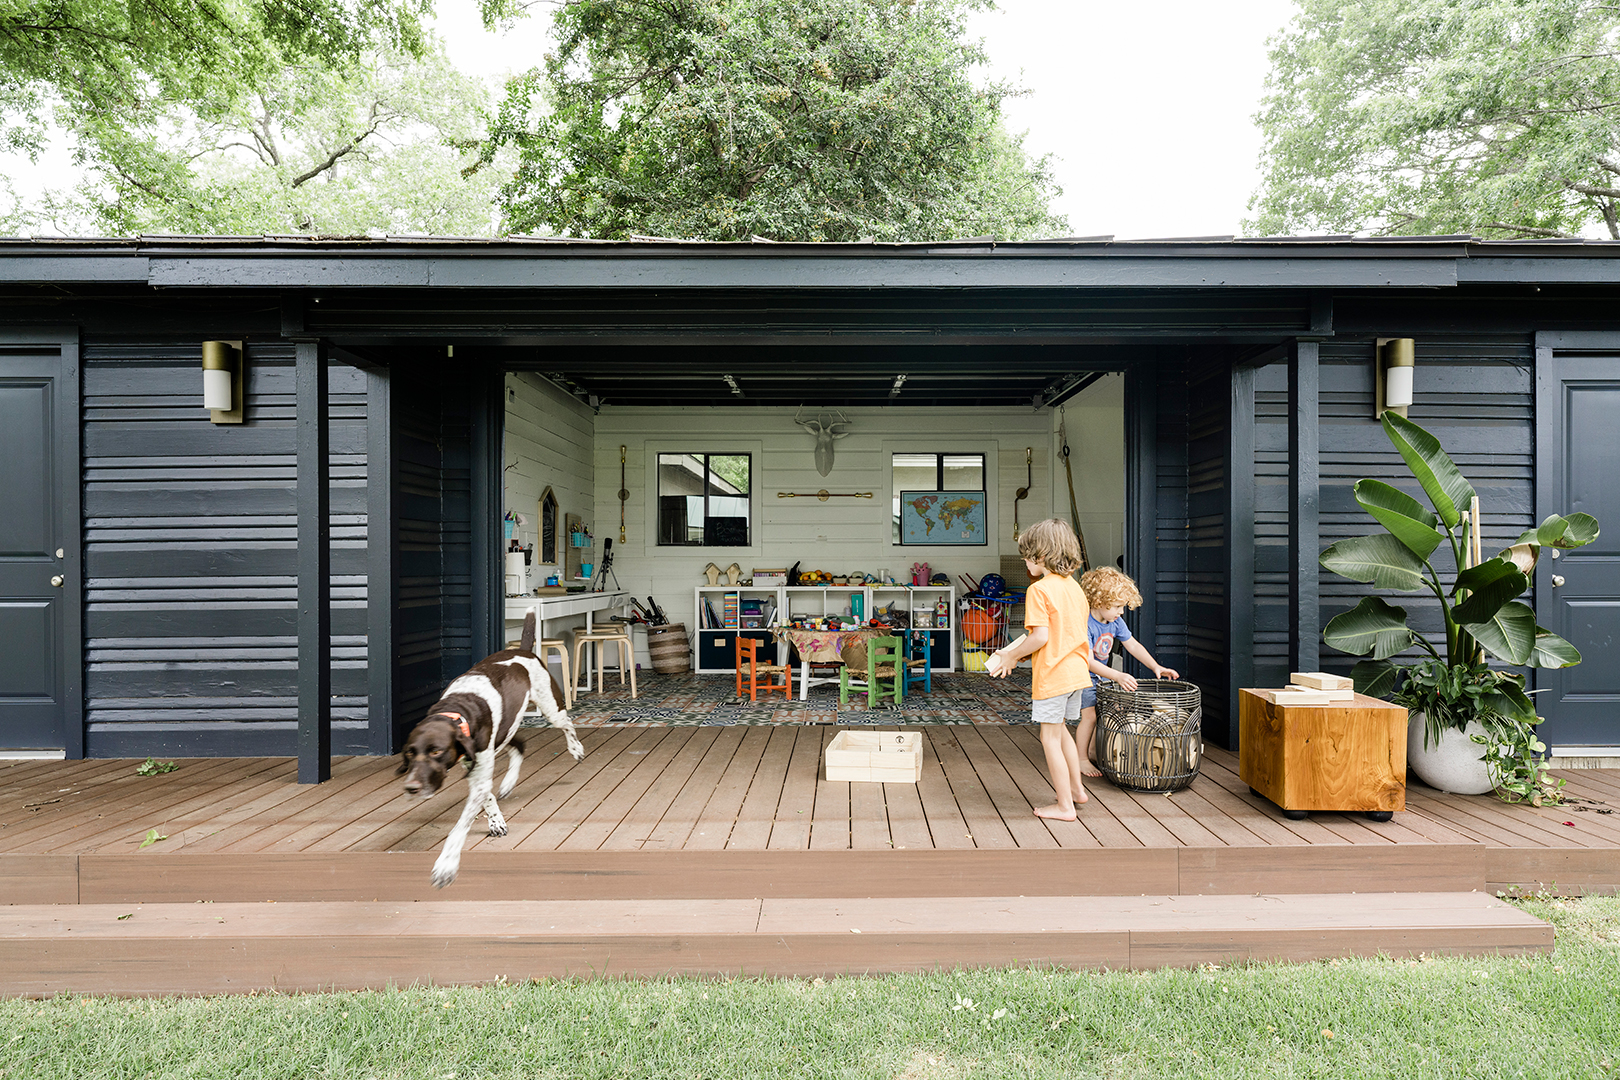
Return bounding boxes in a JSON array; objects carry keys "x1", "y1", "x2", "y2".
[
  {"x1": 903, "y1": 630, "x2": 933, "y2": 696},
  {"x1": 840, "y1": 635, "x2": 903, "y2": 708}
]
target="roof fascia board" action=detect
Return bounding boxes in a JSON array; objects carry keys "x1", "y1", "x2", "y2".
[
  {"x1": 1458, "y1": 258, "x2": 1620, "y2": 284},
  {"x1": 139, "y1": 253, "x2": 1459, "y2": 290},
  {"x1": 0, "y1": 255, "x2": 150, "y2": 283}
]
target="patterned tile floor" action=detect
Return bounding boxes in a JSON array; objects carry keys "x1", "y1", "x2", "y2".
[{"x1": 537, "y1": 669, "x2": 1038, "y2": 727}]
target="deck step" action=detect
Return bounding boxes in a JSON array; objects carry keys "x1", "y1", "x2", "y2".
[{"x1": 0, "y1": 892, "x2": 1551, "y2": 995}]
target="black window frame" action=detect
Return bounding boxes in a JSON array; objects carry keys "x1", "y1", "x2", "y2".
[
  {"x1": 656, "y1": 451, "x2": 753, "y2": 547},
  {"x1": 891, "y1": 452, "x2": 986, "y2": 544}
]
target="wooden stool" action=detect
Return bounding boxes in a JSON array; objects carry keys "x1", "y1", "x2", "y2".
[
  {"x1": 509, "y1": 637, "x2": 575, "y2": 709},
  {"x1": 571, "y1": 625, "x2": 638, "y2": 699},
  {"x1": 903, "y1": 629, "x2": 933, "y2": 696}
]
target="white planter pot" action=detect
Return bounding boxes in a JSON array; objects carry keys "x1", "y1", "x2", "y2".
[{"x1": 1406, "y1": 712, "x2": 1494, "y2": 795}]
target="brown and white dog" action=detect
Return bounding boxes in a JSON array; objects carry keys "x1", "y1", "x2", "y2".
[{"x1": 398, "y1": 607, "x2": 585, "y2": 888}]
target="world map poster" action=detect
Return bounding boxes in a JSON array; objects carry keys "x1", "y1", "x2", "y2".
[{"x1": 898, "y1": 490, "x2": 988, "y2": 545}]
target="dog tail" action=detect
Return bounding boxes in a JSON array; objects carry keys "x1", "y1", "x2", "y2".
[{"x1": 519, "y1": 607, "x2": 538, "y2": 653}]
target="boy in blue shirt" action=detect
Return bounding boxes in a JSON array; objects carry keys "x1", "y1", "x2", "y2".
[{"x1": 1076, "y1": 567, "x2": 1179, "y2": 777}]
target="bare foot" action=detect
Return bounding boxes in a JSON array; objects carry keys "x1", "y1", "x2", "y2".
[
  {"x1": 1069, "y1": 788, "x2": 1090, "y2": 805},
  {"x1": 1080, "y1": 759, "x2": 1103, "y2": 778},
  {"x1": 1033, "y1": 803, "x2": 1078, "y2": 821}
]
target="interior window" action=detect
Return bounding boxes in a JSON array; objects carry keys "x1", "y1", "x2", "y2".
[
  {"x1": 658, "y1": 452, "x2": 751, "y2": 546},
  {"x1": 892, "y1": 452, "x2": 985, "y2": 541}
]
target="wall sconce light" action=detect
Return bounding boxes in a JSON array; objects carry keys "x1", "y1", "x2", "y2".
[
  {"x1": 202, "y1": 340, "x2": 245, "y2": 424},
  {"x1": 1375, "y1": 338, "x2": 1414, "y2": 419}
]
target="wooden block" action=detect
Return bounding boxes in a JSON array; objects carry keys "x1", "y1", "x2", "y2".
[
  {"x1": 1290, "y1": 672, "x2": 1353, "y2": 691},
  {"x1": 825, "y1": 731, "x2": 922, "y2": 783},
  {"x1": 1270, "y1": 688, "x2": 1331, "y2": 705},
  {"x1": 1238, "y1": 688, "x2": 1407, "y2": 813}
]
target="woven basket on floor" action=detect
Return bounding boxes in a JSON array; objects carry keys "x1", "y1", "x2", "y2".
[{"x1": 1094, "y1": 679, "x2": 1202, "y2": 793}]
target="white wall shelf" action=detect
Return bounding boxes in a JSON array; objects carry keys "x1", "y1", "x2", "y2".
[{"x1": 692, "y1": 584, "x2": 956, "y2": 673}]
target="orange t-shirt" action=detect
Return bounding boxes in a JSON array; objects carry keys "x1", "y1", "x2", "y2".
[{"x1": 1022, "y1": 572, "x2": 1091, "y2": 700}]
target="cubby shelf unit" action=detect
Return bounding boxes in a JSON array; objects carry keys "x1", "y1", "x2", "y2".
[{"x1": 692, "y1": 585, "x2": 956, "y2": 673}]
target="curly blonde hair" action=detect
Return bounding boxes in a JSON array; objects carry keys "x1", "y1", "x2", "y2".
[
  {"x1": 1016, "y1": 519, "x2": 1083, "y2": 577},
  {"x1": 1080, "y1": 566, "x2": 1143, "y2": 610}
]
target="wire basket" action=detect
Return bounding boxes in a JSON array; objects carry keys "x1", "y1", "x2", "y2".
[
  {"x1": 959, "y1": 596, "x2": 1014, "y2": 672},
  {"x1": 1093, "y1": 679, "x2": 1203, "y2": 793}
]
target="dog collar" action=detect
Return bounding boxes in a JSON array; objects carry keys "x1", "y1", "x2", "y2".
[{"x1": 430, "y1": 711, "x2": 471, "y2": 739}]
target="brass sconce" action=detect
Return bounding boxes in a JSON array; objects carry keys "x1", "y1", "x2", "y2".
[
  {"x1": 1375, "y1": 338, "x2": 1414, "y2": 419},
  {"x1": 202, "y1": 340, "x2": 244, "y2": 424}
]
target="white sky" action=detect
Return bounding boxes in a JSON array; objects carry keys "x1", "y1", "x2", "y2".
[{"x1": 7, "y1": 0, "x2": 1301, "y2": 239}]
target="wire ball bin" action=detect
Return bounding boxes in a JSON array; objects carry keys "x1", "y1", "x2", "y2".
[{"x1": 1093, "y1": 679, "x2": 1203, "y2": 793}]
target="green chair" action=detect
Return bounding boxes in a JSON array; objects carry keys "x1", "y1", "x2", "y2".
[{"x1": 839, "y1": 635, "x2": 903, "y2": 708}]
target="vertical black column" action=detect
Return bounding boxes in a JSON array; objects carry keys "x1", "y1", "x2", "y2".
[
  {"x1": 366, "y1": 367, "x2": 396, "y2": 756},
  {"x1": 469, "y1": 363, "x2": 503, "y2": 661},
  {"x1": 1124, "y1": 358, "x2": 1159, "y2": 658},
  {"x1": 297, "y1": 339, "x2": 331, "y2": 783},
  {"x1": 1227, "y1": 363, "x2": 1257, "y2": 747},
  {"x1": 1288, "y1": 339, "x2": 1320, "y2": 674}
]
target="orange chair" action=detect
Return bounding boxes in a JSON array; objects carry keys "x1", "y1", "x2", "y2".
[{"x1": 735, "y1": 635, "x2": 792, "y2": 701}]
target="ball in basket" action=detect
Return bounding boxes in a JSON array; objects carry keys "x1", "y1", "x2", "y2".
[
  {"x1": 978, "y1": 573, "x2": 1006, "y2": 598},
  {"x1": 961, "y1": 607, "x2": 999, "y2": 645}
]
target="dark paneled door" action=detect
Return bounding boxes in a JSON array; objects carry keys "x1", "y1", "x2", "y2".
[
  {"x1": 1537, "y1": 353, "x2": 1620, "y2": 750},
  {"x1": 0, "y1": 344, "x2": 82, "y2": 752}
]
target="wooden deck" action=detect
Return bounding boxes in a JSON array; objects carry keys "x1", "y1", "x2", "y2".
[{"x1": 4, "y1": 725, "x2": 1618, "y2": 904}]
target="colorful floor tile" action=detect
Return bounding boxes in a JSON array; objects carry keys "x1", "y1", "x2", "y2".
[{"x1": 536, "y1": 670, "x2": 1038, "y2": 727}]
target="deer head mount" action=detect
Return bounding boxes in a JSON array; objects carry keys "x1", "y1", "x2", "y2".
[{"x1": 794, "y1": 407, "x2": 852, "y2": 477}]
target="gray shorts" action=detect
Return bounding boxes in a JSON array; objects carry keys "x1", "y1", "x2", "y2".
[{"x1": 1031, "y1": 688, "x2": 1086, "y2": 725}]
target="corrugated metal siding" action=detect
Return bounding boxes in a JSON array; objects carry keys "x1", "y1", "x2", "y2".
[
  {"x1": 1255, "y1": 337, "x2": 1536, "y2": 684},
  {"x1": 80, "y1": 343, "x2": 371, "y2": 756},
  {"x1": 390, "y1": 364, "x2": 476, "y2": 738},
  {"x1": 1184, "y1": 359, "x2": 1230, "y2": 740},
  {"x1": 1150, "y1": 357, "x2": 1191, "y2": 679}
]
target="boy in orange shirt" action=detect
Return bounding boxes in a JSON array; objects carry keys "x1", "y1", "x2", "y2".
[{"x1": 984, "y1": 519, "x2": 1090, "y2": 820}]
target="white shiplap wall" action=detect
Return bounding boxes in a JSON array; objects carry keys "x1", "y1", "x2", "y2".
[
  {"x1": 1053, "y1": 373, "x2": 1126, "y2": 573},
  {"x1": 590, "y1": 400, "x2": 1122, "y2": 631},
  {"x1": 502, "y1": 373, "x2": 595, "y2": 589}
]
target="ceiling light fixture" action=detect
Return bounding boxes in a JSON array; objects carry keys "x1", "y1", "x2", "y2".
[
  {"x1": 889, "y1": 373, "x2": 908, "y2": 399},
  {"x1": 722, "y1": 374, "x2": 744, "y2": 397}
]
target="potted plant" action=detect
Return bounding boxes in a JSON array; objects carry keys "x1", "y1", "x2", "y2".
[{"x1": 1318, "y1": 412, "x2": 1599, "y2": 802}]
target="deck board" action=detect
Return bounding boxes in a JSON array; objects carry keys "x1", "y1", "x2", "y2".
[{"x1": 2, "y1": 736, "x2": 1617, "y2": 876}]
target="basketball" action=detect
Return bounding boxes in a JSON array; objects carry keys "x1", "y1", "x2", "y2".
[{"x1": 961, "y1": 607, "x2": 999, "y2": 645}]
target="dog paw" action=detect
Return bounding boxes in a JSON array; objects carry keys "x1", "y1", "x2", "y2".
[
  {"x1": 565, "y1": 733, "x2": 585, "y2": 761},
  {"x1": 498, "y1": 778, "x2": 517, "y2": 799},
  {"x1": 486, "y1": 821, "x2": 508, "y2": 838},
  {"x1": 430, "y1": 862, "x2": 458, "y2": 889}
]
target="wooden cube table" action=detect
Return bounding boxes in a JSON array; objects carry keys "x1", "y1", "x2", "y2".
[{"x1": 1238, "y1": 688, "x2": 1407, "y2": 821}]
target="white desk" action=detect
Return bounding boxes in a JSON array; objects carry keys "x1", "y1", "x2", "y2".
[{"x1": 504, "y1": 591, "x2": 632, "y2": 691}]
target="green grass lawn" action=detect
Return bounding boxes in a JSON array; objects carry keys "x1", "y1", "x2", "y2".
[{"x1": 4, "y1": 896, "x2": 1617, "y2": 1080}]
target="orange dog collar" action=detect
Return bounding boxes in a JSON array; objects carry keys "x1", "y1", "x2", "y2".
[{"x1": 430, "y1": 711, "x2": 471, "y2": 739}]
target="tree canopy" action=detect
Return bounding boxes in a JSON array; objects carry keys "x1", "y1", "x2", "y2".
[
  {"x1": 1247, "y1": 0, "x2": 1620, "y2": 239},
  {"x1": 481, "y1": 0, "x2": 1067, "y2": 241}
]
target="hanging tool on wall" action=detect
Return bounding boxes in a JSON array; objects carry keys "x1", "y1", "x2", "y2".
[
  {"x1": 618, "y1": 445, "x2": 628, "y2": 544},
  {"x1": 1012, "y1": 447, "x2": 1031, "y2": 540},
  {"x1": 1058, "y1": 407, "x2": 1091, "y2": 571}
]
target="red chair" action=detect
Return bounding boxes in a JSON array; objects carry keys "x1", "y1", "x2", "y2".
[{"x1": 735, "y1": 635, "x2": 792, "y2": 701}]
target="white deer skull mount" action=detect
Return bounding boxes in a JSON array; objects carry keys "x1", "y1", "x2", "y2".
[{"x1": 794, "y1": 407, "x2": 852, "y2": 477}]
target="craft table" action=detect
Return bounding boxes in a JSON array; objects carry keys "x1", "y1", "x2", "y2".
[
  {"x1": 505, "y1": 591, "x2": 631, "y2": 692},
  {"x1": 772, "y1": 627, "x2": 884, "y2": 701}
]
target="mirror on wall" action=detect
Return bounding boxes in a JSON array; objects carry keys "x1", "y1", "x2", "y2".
[{"x1": 538, "y1": 488, "x2": 559, "y2": 565}]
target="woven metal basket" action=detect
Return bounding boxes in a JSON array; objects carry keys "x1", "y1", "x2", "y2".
[{"x1": 1093, "y1": 679, "x2": 1203, "y2": 793}]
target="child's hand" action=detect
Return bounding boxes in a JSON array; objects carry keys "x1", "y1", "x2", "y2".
[
  {"x1": 1113, "y1": 671, "x2": 1139, "y2": 692},
  {"x1": 984, "y1": 651, "x2": 1013, "y2": 678},
  {"x1": 1155, "y1": 666, "x2": 1180, "y2": 680}
]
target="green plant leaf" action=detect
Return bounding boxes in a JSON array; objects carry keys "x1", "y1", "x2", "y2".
[
  {"x1": 1319, "y1": 533, "x2": 1428, "y2": 591},
  {"x1": 1323, "y1": 596, "x2": 1415, "y2": 658},
  {"x1": 1462, "y1": 599, "x2": 1537, "y2": 666},
  {"x1": 1381, "y1": 412, "x2": 1476, "y2": 529},
  {"x1": 138, "y1": 828, "x2": 168, "y2": 850},
  {"x1": 1450, "y1": 557, "x2": 1528, "y2": 623},
  {"x1": 1528, "y1": 627, "x2": 1581, "y2": 668},
  {"x1": 1351, "y1": 658, "x2": 1401, "y2": 698},
  {"x1": 1496, "y1": 542, "x2": 1539, "y2": 575},
  {"x1": 1352, "y1": 479, "x2": 1445, "y2": 559},
  {"x1": 1535, "y1": 512, "x2": 1600, "y2": 549},
  {"x1": 1483, "y1": 680, "x2": 1537, "y2": 725}
]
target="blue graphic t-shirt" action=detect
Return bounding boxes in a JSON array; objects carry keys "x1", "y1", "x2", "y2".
[{"x1": 1088, "y1": 614, "x2": 1133, "y2": 687}]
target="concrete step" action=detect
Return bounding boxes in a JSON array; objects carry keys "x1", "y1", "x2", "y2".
[{"x1": 0, "y1": 892, "x2": 1551, "y2": 995}]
